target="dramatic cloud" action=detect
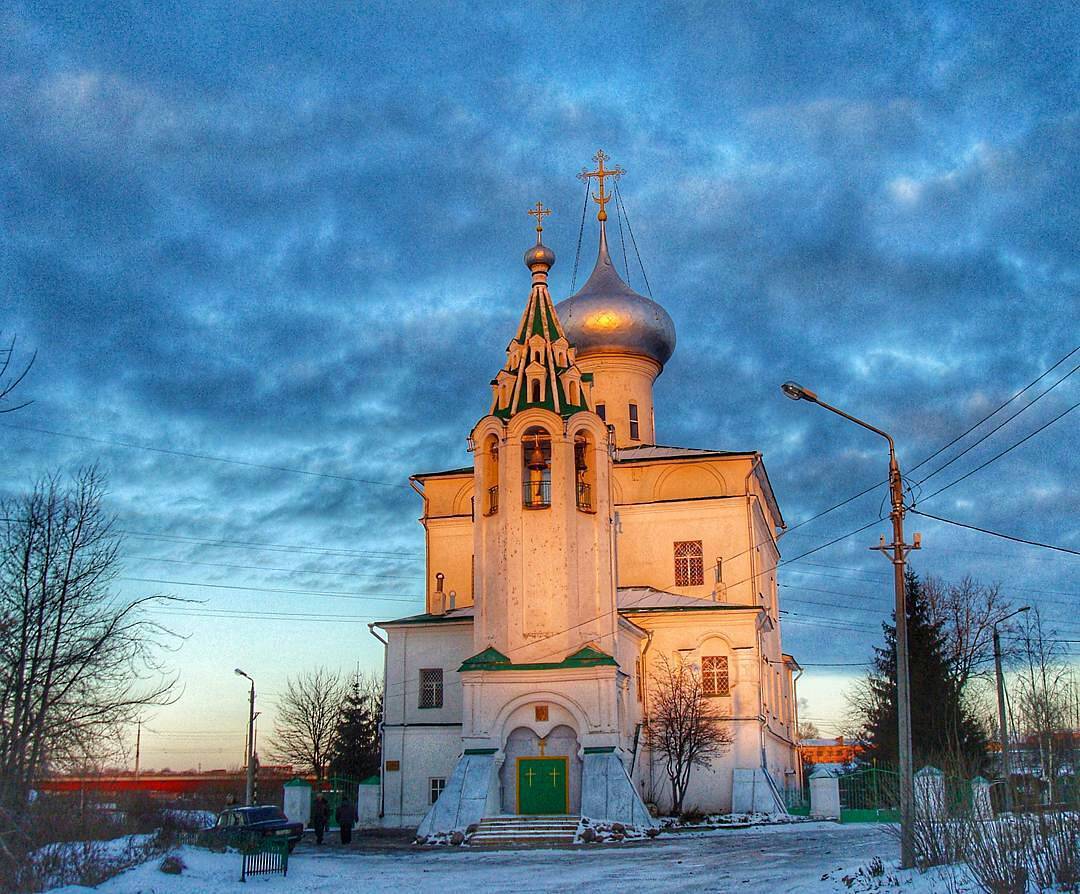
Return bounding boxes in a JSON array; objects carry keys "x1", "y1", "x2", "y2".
[{"x1": 2, "y1": 1, "x2": 1076, "y2": 762}]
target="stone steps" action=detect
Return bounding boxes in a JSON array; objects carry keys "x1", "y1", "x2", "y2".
[{"x1": 468, "y1": 815, "x2": 580, "y2": 848}]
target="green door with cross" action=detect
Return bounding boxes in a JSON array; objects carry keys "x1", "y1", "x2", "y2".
[{"x1": 517, "y1": 757, "x2": 568, "y2": 815}]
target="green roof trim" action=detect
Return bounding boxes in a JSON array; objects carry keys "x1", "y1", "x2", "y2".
[
  {"x1": 564, "y1": 644, "x2": 617, "y2": 666},
  {"x1": 583, "y1": 746, "x2": 616, "y2": 754},
  {"x1": 359, "y1": 775, "x2": 380, "y2": 786},
  {"x1": 463, "y1": 747, "x2": 498, "y2": 755},
  {"x1": 283, "y1": 777, "x2": 311, "y2": 787},
  {"x1": 458, "y1": 646, "x2": 512, "y2": 671},
  {"x1": 458, "y1": 643, "x2": 617, "y2": 673}
]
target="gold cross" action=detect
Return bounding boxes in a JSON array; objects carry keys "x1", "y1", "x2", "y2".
[
  {"x1": 578, "y1": 149, "x2": 624, "y2": 222},
  {"x1": 524, "y1": 768, "x2": 536, "y2": 786},
  {"x1": 528, "y1": 201, "x2": 552, "y2": 240},
  {"x1": 549, "y1": 766, "x2": 560, "y2": 786}
]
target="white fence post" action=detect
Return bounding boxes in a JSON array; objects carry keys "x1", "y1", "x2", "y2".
[
  {"x1": 971, "y1": 776, "x2": 992, "y2": 819},
  {"x1": 809, "y1": 768, "x2": 840, "y2": 819},
  {"x1": 914, "y1": 765, "x2": 945, "y2": 816}
]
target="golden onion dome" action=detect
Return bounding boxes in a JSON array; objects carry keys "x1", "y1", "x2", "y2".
[{"x1": 555, "y1": 227, "x2": 675, "y2": 368}]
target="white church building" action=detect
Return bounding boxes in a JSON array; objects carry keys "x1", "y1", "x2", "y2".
[{"x1": 372, "y1": 155, "x2": 801, "y2": 833}]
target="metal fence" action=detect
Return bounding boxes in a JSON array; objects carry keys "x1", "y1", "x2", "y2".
[
  {"x1": 240, "y1": 836, "x2": 288, "y2": 881},
  {"x1": 838, "y1": 766, "x2": 900, "y2": 823}
]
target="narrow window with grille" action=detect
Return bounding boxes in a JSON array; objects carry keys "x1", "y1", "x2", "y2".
[
  {"x1": 629, "y1": 403, "x2": 639, "y2": 440},
  {"x1": 430, "y1": 778, "x2": 446, "y2": 804},
  {"x1": 702, "y1": 656, "x2": 729, "y2": 696},
  {"x1": 674, "y1": 540, "x2": 704, "y2": 586},
  {"x1": 418, "y1": 668, "x2": 443, "y2": 709}
]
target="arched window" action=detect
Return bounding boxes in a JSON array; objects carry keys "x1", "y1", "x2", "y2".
[
  {"x1": 522, "y1": 426, "x2": 551, "y2": 508},
  {"x1": 531, "y1": 379, "x2": 541, "y2": 403},
  {"x1": 574, "y1": 431, "x2": 596, "y2": 512},
  {"x1": 568, "y1": 380, "x2": 579, "y2": 405},
  {"x1": 483, "y1": 434, "x2": 499, "y2": 515}
]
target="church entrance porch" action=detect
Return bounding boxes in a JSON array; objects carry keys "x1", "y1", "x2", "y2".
[
  {"x1": 499, "y1": 724, "x2": 581, "y2": 815},
  {"x1": 517, "y1": 757, "x2": 568, "y2": 814}
]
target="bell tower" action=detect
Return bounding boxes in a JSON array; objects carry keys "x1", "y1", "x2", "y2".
[{"x1": 470, "y1": 204, "x2": 617, "y2": 665}]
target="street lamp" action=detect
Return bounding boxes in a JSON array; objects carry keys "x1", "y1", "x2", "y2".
[
  {"x1": 993, "y1": 606, "x2": 1030, "y2": 813},
  {"x1": 781, "y1": 381, "x2": 921, "y2": 868},
  {"x1": 235, "y1": 668, "x2": 256, "y2": 806}
]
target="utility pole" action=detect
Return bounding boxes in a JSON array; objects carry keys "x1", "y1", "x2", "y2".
[
  {"x1": 870, "y1": 447, "x2": 920, "y2": 870},
  {"x1": 781, "y1": 381, "x2": 920, "y2": 869},
  {"x1": 134, "y1": 720, "x2": 141, "y2": 780},
  {"x1": 235, "y1": 668, "x2": 256, "y2": 806},
  {"x1": 994, "y1": 606, "x2": 1030, "y2": 814}
]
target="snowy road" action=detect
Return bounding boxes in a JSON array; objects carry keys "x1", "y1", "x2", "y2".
[{"x1": 58, "y1": 822, "x2": 919, "y2": 893}]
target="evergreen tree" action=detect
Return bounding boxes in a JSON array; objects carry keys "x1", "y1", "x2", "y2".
[
  {"x1": 327, "y1": 671, "x2": 382, "y2": 781},
  {"x1": 855, "y1": 570, "x2": 987, "y2": 772}
]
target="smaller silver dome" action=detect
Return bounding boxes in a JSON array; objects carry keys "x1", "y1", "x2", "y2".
[
  {"x1": 555, "y1": 227, "x2": 675, "y2": 367},
  {"x1": 524, "y1": 241, "x2": 556, "y2": 270}
]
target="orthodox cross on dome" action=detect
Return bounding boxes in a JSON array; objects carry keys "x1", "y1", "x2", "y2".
[
  {"x1": 578, "y1": 149, "x2": 624, "y2": 222},
  {"x1": 528, "y1": 201, "x2": 552, "y2": 242}
]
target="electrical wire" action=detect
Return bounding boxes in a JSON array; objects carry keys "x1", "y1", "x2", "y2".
[
  {"x1": 570, "y1": 178, "x2": 591, "y2": 293},
  {"x1": 914, "y1": 358, "x2": 1080, "y2": 487},
  {"x1": 0, "y1": 421, "x2": 407, "y2": 488},
  {"x1": 915, "y1": 398, "x2": 1080, "y2": 504},
  {"x1": 122, "y1": 576, "x2": 421, "y2": 603},
  {"x1": 612, "y1": 179, "x2": 653, "y2": 299},
  {"x1": 908, "y1": 509, "x2": 1080, "y2": 558}
]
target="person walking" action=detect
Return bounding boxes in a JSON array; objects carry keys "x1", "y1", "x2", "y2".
[
  {"x1": 311, "y1": 794, "x2": 329, "y2": 845},
  {"x1": 336, "y1": 796, "x2": 357, "y2": 846}
]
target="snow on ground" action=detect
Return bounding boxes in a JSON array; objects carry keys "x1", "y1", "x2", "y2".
[{"x1": 48, "y1": 822, "x2": 974, "y2": 893}]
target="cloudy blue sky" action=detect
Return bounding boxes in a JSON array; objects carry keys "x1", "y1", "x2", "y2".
[{"x1": 2, "y1": 2, "x2": 1077, "y2": 769}]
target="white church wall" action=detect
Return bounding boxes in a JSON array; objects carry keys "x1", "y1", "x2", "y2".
[
  {"x1": 381, "y1": 723, "x2": 464, "y2": 828},
  {"x1": 382, "y1": 621, "x2": 472, "y2": 728},
  {"x1": 615, "y1": 498, "x2": 754, "y2": 603},
  {"x1": 380, "y1": 620, "x2": 473, "y2": 827}
]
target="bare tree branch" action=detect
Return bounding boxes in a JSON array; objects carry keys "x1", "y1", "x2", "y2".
[
  {"x1": 0, "y1": 467, "x2": 180, "y2": 874},
  {"x1": 0, "y1": 334, "x2": 35, "y2": 414},
  {"x1": 270, "y1": 667, "x2": 345, "y2": 783},
  {"x1": 644, "y1": 653, "x2": 733, "y2": 815}
]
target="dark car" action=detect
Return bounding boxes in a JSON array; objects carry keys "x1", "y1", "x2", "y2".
[{"x1": 200, "y1": 806, "x2": 304, "y2": 852}]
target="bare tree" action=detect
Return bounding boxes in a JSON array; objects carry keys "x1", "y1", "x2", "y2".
[
  {"x1": 645, "y1": 654, "x2": 733, "y2": 816},
  {"x1": 1012, "y1": 608, "x2": 1072, "y2": 803},
  {"x1": 0, "y1": 334, "x2": 34, "y2": 414},
  {"x1": 270, "y1": 668, "x2": 345, "y2": 784},
  {"x1": 924, "y1": 575, "x2": 1016, "y2": 692},
  {"x1": 0, "y1": 468, "x2": 179, "y2": 872}
]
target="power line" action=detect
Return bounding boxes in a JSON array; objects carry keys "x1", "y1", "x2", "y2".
[
  {"x1": 911, "y1": 346, "x2": 1079, "y2": 480},
  {"x1": 908, "y1": 509, "x2": 1080, "y2": 558},
  {"x1": 123, "y1": 576, "x2": 421, "y2": 603},
  {"x1": 0, "y1": 420, "x2": 408, "y2": 488},
  {"x1": 774, "y1": 346, "x2": 1080, "y2": 542},
  {"x1": 116, "y1": 528, "x2": 421, "y2": 559},
  {"x1": 122, "y1": 554, "x2": 422, "y2": 580},
  {"x1": 916, "y1": 399, "x2": 1080, "y2": 504}
]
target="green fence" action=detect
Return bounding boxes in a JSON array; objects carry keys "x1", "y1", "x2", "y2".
[
  {"x1": 783, "y1": 784, "x2": 810, "y2": 816},
  {"x1": 838, "y1": 767, "x2": 900, "y2": 823},
  {"x1": 322, "y1": 774, "x2": 362, "y2": 822}
]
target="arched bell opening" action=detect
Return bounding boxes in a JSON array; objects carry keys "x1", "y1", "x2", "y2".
[
  {"x1": 573, "y1": 431, "x2": 597, "y2": 513},
  {"x1": 522, "y1": 426, "x2": 552, "y2": 509},
  {"x1": 482, "y1": 433, "x2": 499, "y2": 515}
]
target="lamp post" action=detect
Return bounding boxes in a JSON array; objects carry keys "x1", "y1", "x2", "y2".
[
  {"x1": 781, "y1": 381, "x2": 920, "y2": 869},
  {"x1": 993, "y1": 605, "x2": 1029, "y2": 813},
  {"x1": 235, "y1": 668, "x2": 256, "y2": 806}
]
